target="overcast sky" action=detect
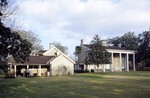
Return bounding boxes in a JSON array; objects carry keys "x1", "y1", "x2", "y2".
[{"x1": 15, "y1": 0, "x2": 150, "y2": 56}]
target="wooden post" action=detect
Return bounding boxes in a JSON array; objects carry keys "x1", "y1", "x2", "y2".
[
  {"x1": 111, "y1": 52, "x2": 114, "y2": 72},
  {"x1": 38, "y1": 65, "x2": 41, "y2": 76},
  {"x1": 14, "y1": 65, "x2": 16, "y2": 77}
]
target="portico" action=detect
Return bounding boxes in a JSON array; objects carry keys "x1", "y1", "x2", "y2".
[
  {"x1": 77, "y1": 40, "x2": 136, "y2": 72},
  {"x1": 107, "y1": 48, "x2": 135, "y2": 72}
]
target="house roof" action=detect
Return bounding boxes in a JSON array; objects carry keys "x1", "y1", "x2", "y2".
[
  {"x1": 37, "y1": 50, "x2": 47, "y2": 55},
  {"x1": 38, "y1": 50, "x2": 47, "y2": 53},
  {"x1": 83, "y1": 44, "x2": 126, "y2": 50},
  {"x1": 13, "y1": 46, "x2": 76, "y2": 65},
  {"x1": 15, "y1": 56, "x2": 55, "y2": 65},
  {"x1": 106, "y1": 46, "x2": 126, "y2": 50}
]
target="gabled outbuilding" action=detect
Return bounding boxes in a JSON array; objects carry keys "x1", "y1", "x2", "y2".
[{"x1": 8, "y1": 46, "x2": 75, "y2": 77}]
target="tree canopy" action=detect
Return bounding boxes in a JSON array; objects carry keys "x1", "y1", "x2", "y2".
[
  {"x1": 0, "y1": 23, "x2": 32, "y2": 63},
  {"x1": 17, "y1": 30, "x2": 43, "y2": 52},
  {"x1": 75, "y1": 46, "x2": 82, "y2": 55},
  {"x1": 136, "y1": 30, "x2": 150, "y2": 67},
  {"x1": 108, "y1": 32, "x2": 139, "y2": 50},
  {"x1": 0, "y1": 0, "x2": 32, "y2": 64}
]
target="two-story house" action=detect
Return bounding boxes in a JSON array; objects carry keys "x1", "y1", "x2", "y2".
[{"x1": 75, "y1": 40, "x2": 136, "y2": 72}]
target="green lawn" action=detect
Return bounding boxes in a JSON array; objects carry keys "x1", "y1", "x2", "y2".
[{"x1": 0, "y1": 71, "x2": 150, "y2": 98}]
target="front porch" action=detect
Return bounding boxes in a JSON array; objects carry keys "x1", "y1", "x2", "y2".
[
  {"x1": 10, "y1": 64, "x2": 51, "y2": 77},
  {"x1": 109, "y1": 50, "x2": 136, "y2": 72}
]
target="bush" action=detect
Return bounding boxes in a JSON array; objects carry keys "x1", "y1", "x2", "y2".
[{"x1": 5, "y1": 71, "x2": 15, "y2": 78}]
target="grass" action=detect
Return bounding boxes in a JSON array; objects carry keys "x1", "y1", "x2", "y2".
[{"x1": 0, "y1": 71, "x2": 150, "y2": 98}]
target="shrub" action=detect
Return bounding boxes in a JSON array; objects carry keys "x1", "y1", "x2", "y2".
[{"x1": 5, "y1": 71, "x2": 15, "y2": 78}]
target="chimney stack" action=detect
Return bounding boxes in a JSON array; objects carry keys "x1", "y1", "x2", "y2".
[{"x1": 81, "y1": 39, "x2": 83, "y2": 45}]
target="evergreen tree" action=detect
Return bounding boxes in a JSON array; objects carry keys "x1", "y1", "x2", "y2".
[
  {"x1": 85, "y1": 35, "x2": 111, "y2": 73},
  {"x1": 0, "y1": 23, "x2": 32, "y2": 63}
]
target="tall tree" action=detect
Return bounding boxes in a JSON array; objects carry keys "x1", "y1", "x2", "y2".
[
  {"x1": 0, "y1": 0, "x2": 32, "y2": 64},
  {"x1": 0, "y1": 23, "x2": 32, "y2": 63},
  {"x1": 85, "y1": 35, "x2": 111, "y2": 73},
  {"x1": 0, "y1": 0, "x2": 43, "y2": 53},
  {"x1": 108, "y1": 32, "x2": 139, "y2": 50},
  {"x1": 17, "y1": 30, "x2": 43, "y2": 52},
  {"x1": 136, "y1": 30, "x2": 150, "y2": 68}
]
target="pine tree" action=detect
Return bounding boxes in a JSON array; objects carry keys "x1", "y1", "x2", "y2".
[{"x1": 85, "y1": 35, "x2": 111, "y2": 73}]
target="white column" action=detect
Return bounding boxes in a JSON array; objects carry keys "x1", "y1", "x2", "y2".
[
  {"x1": 14, "y1": 65, "x2": 16, "y2": 77},
  {"x1": 50, "y1": 64, "x2": 52, "y2": 75},
  {"x1": 38, "y1": 65, "x2": 41, "y2": 76},
  {"x1": 133, "y1": 53, "x2": 136, "y2": 71},
  {"x1": 103, "y1": 65, "x2": 106, "y2": 72},
  {"x1": 86, "y1": 65, "x2": 88, "y2": 71},
  {"x1": 84, "y1": 65, "x2": 86, "y2": 71},
  {"x1": 126, "y1": 53, "x2": 129, "y2": 71},
  {"x1": 94, "y1": 65, "x2": 96, "y2": 72},
  {"x1": 78, "y1": 64, "x2": 80, "y2": 70},
  {"x1": 111, "y1": 52, "x2": 114, "y2": 72},
  {"x1": 119, "y1": 53, "x2": 122, "y2": 72}
]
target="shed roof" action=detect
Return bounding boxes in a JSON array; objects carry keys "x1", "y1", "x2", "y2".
[{"x1": 15, "y1": 56, "x2": 55, "y2": 65}]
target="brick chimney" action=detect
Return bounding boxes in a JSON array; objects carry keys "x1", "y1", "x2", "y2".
[{"x1": 81, "y1": 39, "x2": 83, "y2": 45}]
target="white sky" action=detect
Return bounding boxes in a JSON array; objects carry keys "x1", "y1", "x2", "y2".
[{"x1": 15, "y1": 0, "x2": 150, "y2": 56}]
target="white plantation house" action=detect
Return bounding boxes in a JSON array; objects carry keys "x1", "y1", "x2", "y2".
[
  {"x1": 75, "y1": 40, "x2": 136, "y2": 72},
  {"x1": 8, "y1": 46, "x2": 75, "y2": 77}
]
